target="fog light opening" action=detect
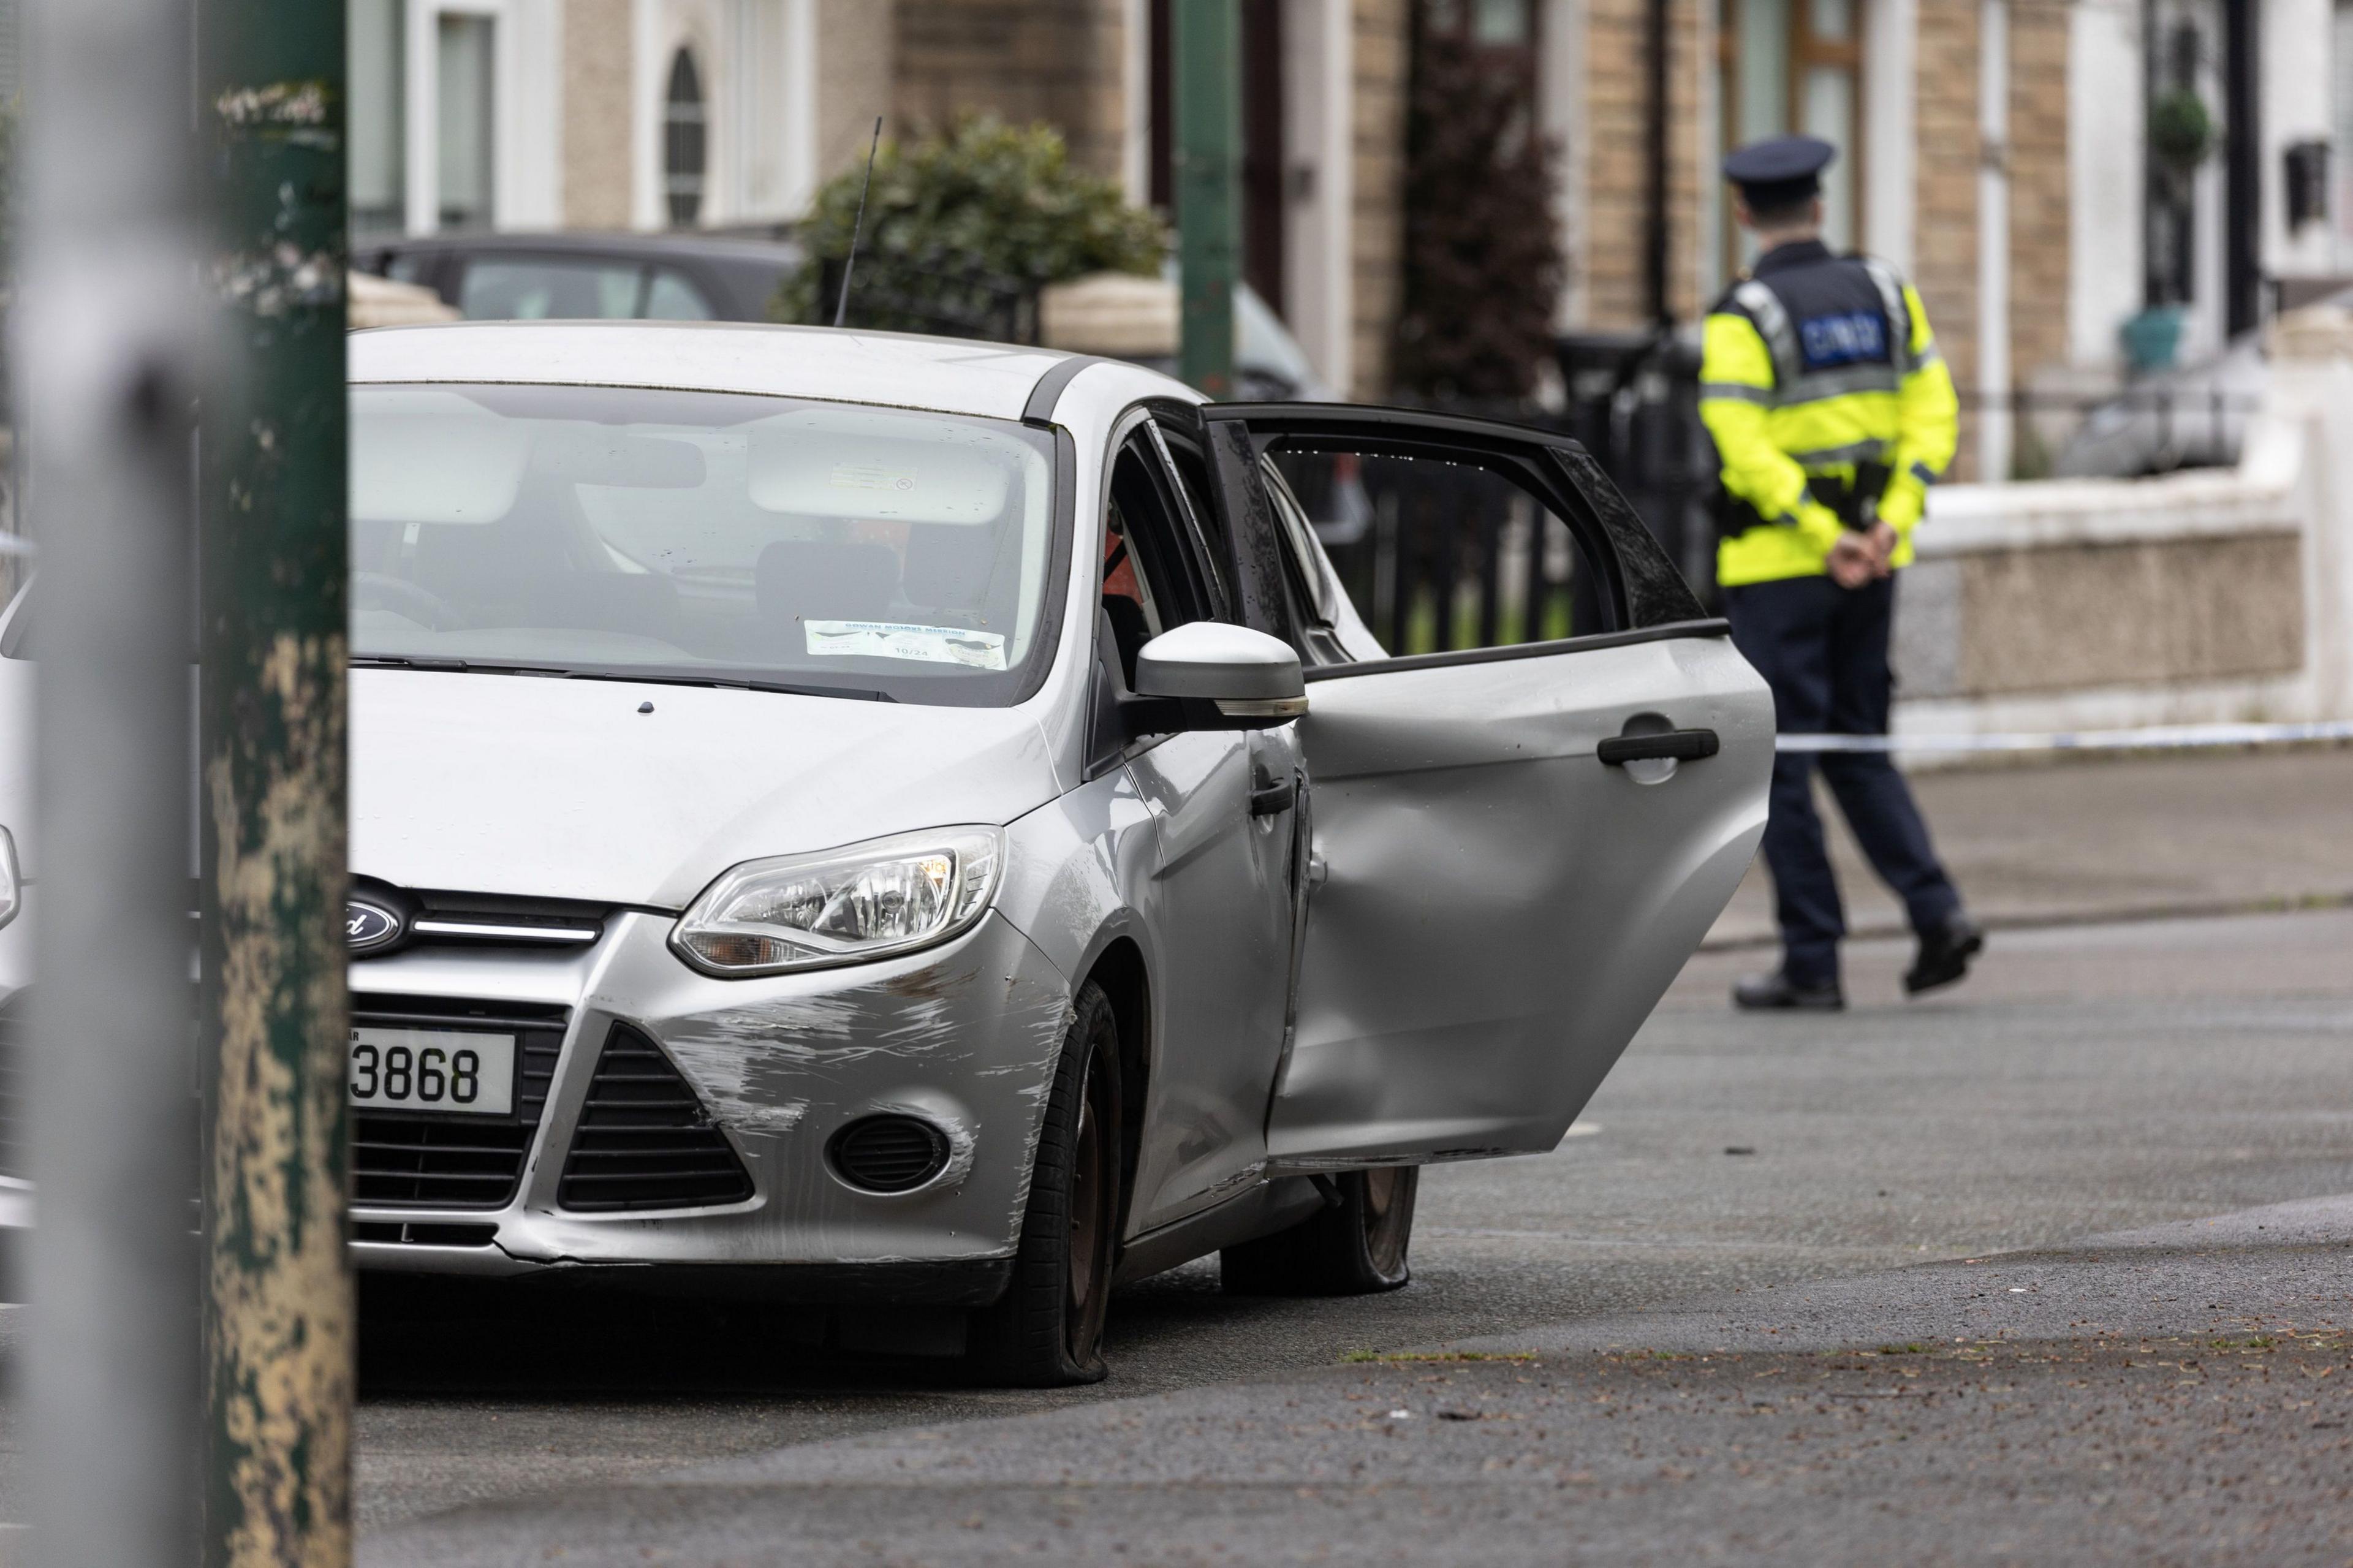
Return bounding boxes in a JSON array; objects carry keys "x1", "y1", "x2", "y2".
[{"x1": 828, "y1": 1115, "x2": 953, "y2": 1194}]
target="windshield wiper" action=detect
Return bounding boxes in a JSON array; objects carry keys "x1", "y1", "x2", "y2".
[
  {"x1": 352, "y1": 656, "x2": 896, "y2": 702},
  {"x1": 350, "y1": 654, "x2": 572, "y2": 677},
  {"x1": 561, "y1": 670, "x2": 898, "y2": 703}
]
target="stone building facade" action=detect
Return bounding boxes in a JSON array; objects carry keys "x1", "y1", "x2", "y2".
[{"x1": 352, "y1": 0, "x2": 2350, "y2": 471}]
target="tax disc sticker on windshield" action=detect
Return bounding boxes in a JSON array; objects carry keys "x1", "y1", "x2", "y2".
[
  {"x1": 804, "y1": 620, "x2": 1007, "y2": 670},
  {"x1": 828, "y1": 464, "x2": 919, "y2": 494}
]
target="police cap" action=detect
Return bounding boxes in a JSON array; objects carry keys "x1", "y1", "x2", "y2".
[{"x1": 1722, "y1": 134, "x2": 1836, "y2": 209}]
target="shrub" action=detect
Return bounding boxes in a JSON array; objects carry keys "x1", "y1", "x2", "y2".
[
  {"x1": 1393, "y1": 9, "x2": 1565, "y2": 401},
  {"x1": 775, "y1": 116, "x2": 1166, "y2": 336}
]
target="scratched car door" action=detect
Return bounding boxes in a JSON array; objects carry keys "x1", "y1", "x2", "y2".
[{"x1": 1195, "y1": 404, "x2": 1776, "y2": 1170}]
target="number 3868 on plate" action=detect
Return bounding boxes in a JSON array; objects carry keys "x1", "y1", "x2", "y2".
[{"x1": 347, "y1": 1026, "x2": 516, "y2": 1116}]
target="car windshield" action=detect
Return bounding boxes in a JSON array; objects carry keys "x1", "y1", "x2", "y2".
[{"x1": 349, "y1": 384, "x2": 1063, "y2": 705}]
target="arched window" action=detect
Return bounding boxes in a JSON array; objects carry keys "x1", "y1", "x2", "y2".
[{"x1": 664, "y1": 47, "x2": 708, "y2": 227}]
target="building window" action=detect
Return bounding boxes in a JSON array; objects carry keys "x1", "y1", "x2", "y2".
[
  {"x1": 665, "y1": 47, "x2": 709, "y2": 227},
  {"x1": 436, "y1": 12, "x2": 496, "y2": 230},
  {"x1": 1718, "y1": 0, "x2": 1862, "y2": 268},
  {"x1": 1417, "y1": 2, "x2": 1540, "y2": 97},
  {"x1": 1439, "y1": 0, "x2": 1536, "y2": 47},
  {"x1": 350, "y1": 0, "x2": 406, "y2": 239}
]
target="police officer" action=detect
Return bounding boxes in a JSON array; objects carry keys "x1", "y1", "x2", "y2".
[{"x1": 1702, "y1": 134, "x2": 1982, "y2": 1010}]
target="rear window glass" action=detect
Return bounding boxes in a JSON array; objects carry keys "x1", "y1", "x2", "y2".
[
  {"x1": 458, "y1": 259, "x2": 645, "y2": 319},
  {"x1": 643, "y1": 270, "x2": 715, "y2": 320}
]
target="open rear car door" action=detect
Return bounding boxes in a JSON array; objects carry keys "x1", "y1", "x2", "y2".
[{"x1": 1191, "y1": 404, "x2": 1775, "y2": 1170}]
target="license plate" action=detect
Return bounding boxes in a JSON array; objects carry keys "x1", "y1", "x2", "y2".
[{"x1": 348, "y1": 1026, "x2": 515, "y2": 1116}]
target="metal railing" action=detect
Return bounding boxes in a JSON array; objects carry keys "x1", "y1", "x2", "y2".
[
  {"x1": 1284, "y1": 450, "x2": 1604, "y2": 657},
  {"x1": 1303, "y1": 336, "x2": 2275, "y2": 653}
]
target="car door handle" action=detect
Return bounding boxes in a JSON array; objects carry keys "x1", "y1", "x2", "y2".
[
  {"x1": 1597, "y1": 729, "x2": 1720, "y2": 766},
  {"x1": 1249, "y1": 776, "x2": 1297, "y2": 816}
]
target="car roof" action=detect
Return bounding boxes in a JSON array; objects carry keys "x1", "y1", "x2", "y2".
[
  {"x1": 358, "y1": 229, "x2": 803, "y2": 265},
  {"x1": 347, "y1": 319, "x2": 1170, "y2": 423}
]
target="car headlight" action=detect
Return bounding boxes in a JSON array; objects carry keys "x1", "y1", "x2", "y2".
[{"x1": 671, "y1": 827, "x2": 1002, "y2": 977}]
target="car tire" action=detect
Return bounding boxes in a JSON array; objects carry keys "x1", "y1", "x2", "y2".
[
  {"x1": 1219, "y1": 1165, "x2": 1418, "y2": 1297},
  {"x1": 966, "y1": 980, "x2": 1122, "y2": 1387}
]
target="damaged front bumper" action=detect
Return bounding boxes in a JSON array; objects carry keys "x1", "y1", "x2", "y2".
[{"x1": 349, "y1": 909, "x2": 1075, "y2": 1294}]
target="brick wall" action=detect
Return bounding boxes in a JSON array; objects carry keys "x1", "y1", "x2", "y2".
[
  {"x1": 1913, "y1": 0, "x2": 1982, "y2": 479},
  {"x1": 2007, "y1": 0, "x2": 2071, "y2": 469},
  {"x1": 1577, "y1": 0, "x2": 1703, "y2": 329},
  {"x1": 564, "y1": 0, "x2": 635, "y2": 228},
  {"x1": 817, "y1": 0, "x2": 898, "y2": 183},
  {"x1": 1352, "y1": 0, "x2": 1410, "y2": 398},
  {"x1": 893, "y1": 0, "x2": 1130, "y2": 178}
]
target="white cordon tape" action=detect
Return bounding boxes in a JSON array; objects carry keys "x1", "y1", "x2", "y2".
[{"x1": 1779, "y1": 720, "x2": 2353, "y2": 754}]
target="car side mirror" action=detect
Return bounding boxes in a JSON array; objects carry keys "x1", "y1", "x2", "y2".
[{"x1": 1132, "y1": 622, "x2": 1307, "y2": 728}]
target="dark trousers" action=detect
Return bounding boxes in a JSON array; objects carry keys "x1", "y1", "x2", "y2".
[{"x1": 1724, "y1": 572, "x2": 1961, "y2": 987}]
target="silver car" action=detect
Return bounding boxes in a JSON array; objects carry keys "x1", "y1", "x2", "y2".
[{"x1": 328, "y1": 320, "x2": 1772, "y2": 1384}]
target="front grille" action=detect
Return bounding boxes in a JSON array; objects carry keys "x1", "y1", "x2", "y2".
[
  {"x1": 558, "y1": 1024, "x2": 753, "y2": 1213},
  {"x1": 407, "y1": 888, "x2": 608, "y2": 948},
  {"x1": 348, "y1": 879, "x2": 611, "y2": 960},
  {"x1": 354, "y1": 1219, "x2": 499, "y2": 1247},
  {"x1": 351, "y1": 996, "x2": 567, "y2": 1210}
]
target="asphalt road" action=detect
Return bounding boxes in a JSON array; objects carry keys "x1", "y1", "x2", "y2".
[{"x1": 343, "y1": 905, "x2": 2353, "y2": 1559}]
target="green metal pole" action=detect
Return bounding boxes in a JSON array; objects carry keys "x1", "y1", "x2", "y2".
[
  {"x1": 1175, "y1": 0, "x2": 1240, "y2": 397},
  {"x1": 199, "y1": 1, "x2": 353, "y2": 1562}
]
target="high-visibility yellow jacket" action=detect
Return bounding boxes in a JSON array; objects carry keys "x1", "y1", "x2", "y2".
[{"x1": 1700, "y1": 240, "x2": 1960, "y2": 588}]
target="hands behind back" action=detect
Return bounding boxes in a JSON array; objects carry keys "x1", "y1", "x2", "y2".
[
  {"x1": 1828, "y1": 522, "x2": 1900, "y2": 589},
  {"x1": 1827, "y1": 531, "x2": 1877, "y2": 589}
]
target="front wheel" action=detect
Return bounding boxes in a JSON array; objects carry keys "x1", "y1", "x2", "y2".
[
  {"x1": 966, "y1": 981, "x2": 1122, "y2": 1386},
  {"x1": 1219, "y1": 1166, "x2": 1419, "y2": 1296}
]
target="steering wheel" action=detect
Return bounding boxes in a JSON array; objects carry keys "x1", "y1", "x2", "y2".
[{"x1": 355, "y1": 572, "x2": 463, "y2": 632}]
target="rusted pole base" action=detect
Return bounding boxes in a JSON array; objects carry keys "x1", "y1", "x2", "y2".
[{"x1": 199, "y1": 5, "x2": 354, "y2": 1564}]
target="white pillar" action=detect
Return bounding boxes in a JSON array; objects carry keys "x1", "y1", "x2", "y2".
[
  {"x1": 405, "y1": 0, "x2": 439, "y2": 232},
  {"x1": 2067, "y1": 0, "x2": 2145, "y2": 368},
  {"x1": 1694, "y1": 0, "x2": 1721, "y2": 305},
  {"x1": 1541, "y1": 0, "x2": 1588, "y2": 328},
  {"x1": 784, "y1": 0, "x2": 819, "y2": 214},
  {"x1": 1977, "y1": 0, "x2": 2013, "y2": 480},
  {"x1": 497, "y1": 0, "x2": 564, "y2": 230},
  {"x1": 2264, "y1": 0, "x2": 2335, "y2": 278},
  {"x1": 1121, "y1": 0, "x2": 1152, "y2": 205},
  {"x1": 1863, "y1": 0, "x2": 1917, "y2": 273},
  {"x1": 1283, "y1": 0, "x2": 1355, "y2": 393},
  {"x1": 633, "y1": 0, "x2": 664, "y2": 229}
]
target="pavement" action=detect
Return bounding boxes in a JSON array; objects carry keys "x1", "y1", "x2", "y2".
[
  {"x1": 7, "y1": 748, "x2": 2352, "y2": 1561},
  {"x1": 373, "y1": 1197, "x2": 2353, "y2": 1566},
  {"x1": 354, "y1": 898, "x2": 2353, "y2": 1562},
  {"x1": 1705, "y1": 743, "x2": 2353, "y2": 946}
]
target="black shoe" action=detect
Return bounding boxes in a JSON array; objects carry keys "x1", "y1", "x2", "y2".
[
  {"x1": 1733, "y1": 971, "x2": 1845, "y2": 1011},
  {"x1": 1905, "y1": 914, "x2": 1984, "y2": 995}
]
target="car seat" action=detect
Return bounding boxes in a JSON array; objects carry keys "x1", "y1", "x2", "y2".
[{"x1": 901, "y1": 523, "x2": 1006, "y2": 627}]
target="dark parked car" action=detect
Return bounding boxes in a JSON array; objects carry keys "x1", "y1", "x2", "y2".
[{"x1": 352, "y1": 230, "x2": 805, "y2": 324}]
